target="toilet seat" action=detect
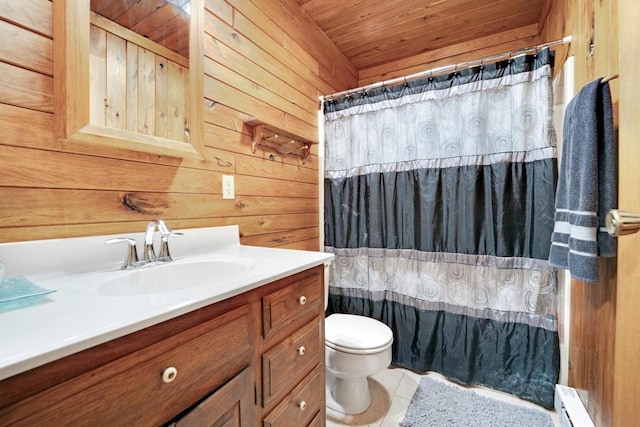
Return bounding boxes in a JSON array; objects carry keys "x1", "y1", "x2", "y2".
[{"x1": 325, "y1": 314, "x2": 393, "y2": 355}]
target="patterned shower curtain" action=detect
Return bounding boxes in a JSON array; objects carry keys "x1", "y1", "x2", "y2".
[{"x1": 324, "y1": 49, "x2": 559, "y2": 408}]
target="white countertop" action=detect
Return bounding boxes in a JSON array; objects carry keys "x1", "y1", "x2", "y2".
[{"x1": 0, "y1": 225, "x2": 333, "y2": 381}]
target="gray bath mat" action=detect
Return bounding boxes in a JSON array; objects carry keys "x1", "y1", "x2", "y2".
[{"x1": 400, "y1": 377, "x2": 554, "y2": 427}]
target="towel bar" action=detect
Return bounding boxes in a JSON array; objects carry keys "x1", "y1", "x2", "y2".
[{"x1": 605, "y1": 210, "x2": 640, "y2": 236}]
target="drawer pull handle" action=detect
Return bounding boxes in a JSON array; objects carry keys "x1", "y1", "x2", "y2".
[
  {"x1": 162, "y1": 367, "x2": 178, "y2": 384},
  {"x1": 298, "y1": 296, "x2": 307, "y2": 305},
  {"x1": 297, "y1": 346, "x2": 306, "y2": 356},
  {"x1": 299, "y1": 400, "x2": 307, "y2": 411}
]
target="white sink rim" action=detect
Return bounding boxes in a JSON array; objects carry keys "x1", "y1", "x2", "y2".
[{"x1": 97, "y1": 257, "x2": 253, "y2": 296}]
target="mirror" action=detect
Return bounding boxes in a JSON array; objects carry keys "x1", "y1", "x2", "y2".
[{"x1": 54, "y1": 0, "x2": 204, "y2": 158}]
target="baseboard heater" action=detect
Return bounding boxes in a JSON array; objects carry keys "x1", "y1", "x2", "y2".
[{"x1": 555, "y1": 385, "x2": 595, "y2": 427}]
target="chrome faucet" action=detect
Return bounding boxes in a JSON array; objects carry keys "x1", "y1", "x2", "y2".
[
  {"x1": 144, "y1": 220, "x2": 160, "y2": 262},
  {"x1": 157, "y1": 220, "x2": 183, "y2": 261},
  {"x1": 105, "y1": 237, "x2": 140, "y2": 269},
  {"x1": 106, "y1": 220, "x2": 182, "y2": 269},
  {"x1": 144, "y1": 219, "x2": 183, "y2": 263}
]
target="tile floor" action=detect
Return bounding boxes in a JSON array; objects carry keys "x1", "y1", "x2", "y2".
[{"x1": 326, "y1": 367, "x2": 561, "y2": 427}]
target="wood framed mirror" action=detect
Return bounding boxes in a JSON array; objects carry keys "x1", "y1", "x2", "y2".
[{"x1": 54, "y1": 0, "x2": 204, "y2": 158}]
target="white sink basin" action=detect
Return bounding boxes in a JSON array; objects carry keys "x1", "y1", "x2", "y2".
[{"x1": 98, "y1": 258, "x2": 252, "y2": 296}]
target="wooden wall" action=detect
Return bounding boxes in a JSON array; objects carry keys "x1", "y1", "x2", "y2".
[
  {"x1": 89, "y1": 16, "x2": 191, "y2": 141},
  {"x1": 540, "y1": 1, "x2": 619, "y2": 426},
  {"x1": 614, "y1": 3, "x2": 640, "y2": 423},
  {"x1": 0, "y1": 0, "x2": 357, "y2": 250}
]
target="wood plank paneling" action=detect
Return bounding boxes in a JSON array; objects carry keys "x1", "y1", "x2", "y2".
[
  {"x1": 0, "y1": 19, "x2": 52, "y2": 75},
  {"x1": 0, "y1": 145, "x2": 216, "y2": 194},
  {"x1": 203, "y1": 44, "x2": 317, "y2": 125},
  {"x1": 204, "y1": 0, "x2": 232, "y2": 25},
  {"x1": 257, "y1": 0, "x2": 357, "y2": 91},
  {"x1": 89, "y1": 25, "x2": 107, "y2": 126},
  {"x1": 276, "y1": 239, "x2": 318, "y2": 251},
  {"x1": 138, "y1": 47, "x2": 156, "y2": 135},
  {"x1": 0, "y1": 101, "x2": 219, "y2": 171},
  {"x1": 106, "y1": 32, "x2": 127, "y2": 130},
  {"x1": 203, "y1": 31, "x2": 317, "y2": 114},
  {"x1": 614, "y1": 4, "x2": 640, "y2": 424},
  {"x1": 241, "y1": 227, "x2": 318, "y2": 247},
  {"x1": 301, "y1": 0, "x2": 545, "y2": 70},
  {"x1": 351, "y1": 10, "x2": 541, "y2": 69},
  {"x1": 0, "y1": 104, "x2": 54, "y2": 151},
  {"x1": 0, "y1": 213, "x2": 319, "y2": 245},
  {"x1": 154, "y1": 55, "x2": 169, "y2": 138},
  {"x1": 235, "y1": 175, "x2": 317, "y2": 199},
  {"x1": 167, "y1": 61, "x2": 187, "y2": 141},
  {"x1": 93, "y1": 0, "x2": 190, "y2": 58},
  {"x1": 235, "y1": 155, "x2": 317, "y2": 184},
  {"x1": 203, "y1": 12, "x2": 319, "y2": 101},
  {"x1": 226, "y1": 0, "x2": 316, "y2": 73},
  {"x1": 0, "y1": 188, "x2": 317, "y2": 227},
  {"x1": 0, "y1": 0, "x2": 345, "y2": 251},
  {"x1": 0, "y1": 61, "x2": 52, "y2": 112},
  {"x1": 0, "y1": 0, "x2": 52, "y2": 37},
  {"x1": 359, "y1": 24, "x2": 539, "y2": 86}
]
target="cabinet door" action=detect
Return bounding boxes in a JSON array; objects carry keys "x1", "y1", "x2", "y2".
[{"x1": 174, "y1": 366, "x2": 256, "y2": 427}]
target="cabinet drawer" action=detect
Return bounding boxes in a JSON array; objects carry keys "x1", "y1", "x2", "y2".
[
  {"x1": 263, "y1": 319, "x2": 321, "y2": 407},
  {"x1": 307, "y1": 411, "x2": 323, "y2": 427},
  {"x1": 172, "y1": 366, "x2": 256, "y2": 427},
  {"x1": 262, "y1": 269, "x2": 322, "y2": 339},
  {"x1": 263, "y1": 365, "x2": 323, "y2": 427},
  {"x1": 15, "y1": 305, "x2": 253, "y2": 427}
]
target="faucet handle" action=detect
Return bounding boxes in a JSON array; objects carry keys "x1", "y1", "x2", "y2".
[
  {"x1": 158, "y1": 232, "x2": 182, "y2": 262},
  {"x1": 105, "y1": 237, "x2": 140, "y2": 269},
  {"x1": 157, "y1": 220, "x2": 181, "y2": 237}
]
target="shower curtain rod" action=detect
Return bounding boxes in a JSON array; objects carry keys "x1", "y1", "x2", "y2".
[{"x1": 319, "y1": 36, "x2": 573, "y2": 102}]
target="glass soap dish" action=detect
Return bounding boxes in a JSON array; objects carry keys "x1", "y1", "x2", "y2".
[{"x1": 0, "y1": 275, "x2": 56, "y2": 312}]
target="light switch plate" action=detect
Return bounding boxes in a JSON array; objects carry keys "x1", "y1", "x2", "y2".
[{"x1": 222, "y1": 175, "x2": 234, "y2": 199}]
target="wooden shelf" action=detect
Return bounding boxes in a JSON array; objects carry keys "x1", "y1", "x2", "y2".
[{"x1": 244, "y1": 118, "x2": 315, "y2": 162}]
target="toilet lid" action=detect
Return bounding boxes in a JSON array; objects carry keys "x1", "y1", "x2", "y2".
[{"x1": 325, "y1": 314, "x2": 393, "y2": 354}]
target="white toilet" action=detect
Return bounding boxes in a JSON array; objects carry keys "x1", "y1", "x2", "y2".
[{"x1": 324, "y1": 313, "x2": 394, "y2": 414}]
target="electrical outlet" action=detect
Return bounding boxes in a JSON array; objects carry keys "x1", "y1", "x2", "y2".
[{"x1": 222, "y1": 175, "x2": 235, "y2": 199}]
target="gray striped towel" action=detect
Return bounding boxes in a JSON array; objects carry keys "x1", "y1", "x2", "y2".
[{"x1": 548, "y1": 78, "x2": 617, "y2": 283}]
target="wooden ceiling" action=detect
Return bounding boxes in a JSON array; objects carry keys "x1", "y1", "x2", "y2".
[{"x1": 296, "y1": 0, "x2": 549, "y2": 70}]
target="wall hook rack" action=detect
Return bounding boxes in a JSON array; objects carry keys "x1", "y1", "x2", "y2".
[{"x1": 244, "y1": 117, "x2": 316, "y2": 163}]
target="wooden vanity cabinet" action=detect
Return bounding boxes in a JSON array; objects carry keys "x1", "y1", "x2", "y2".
[
  {"x1": 260, "y1": 268, "x2": 326, "y2": 426},
  {"x1": 0, "y1": 265, "x2": 326, "y2": 427},
  {"x1": 171, "y1": 366, "x2": 256, "y2": 427}
]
